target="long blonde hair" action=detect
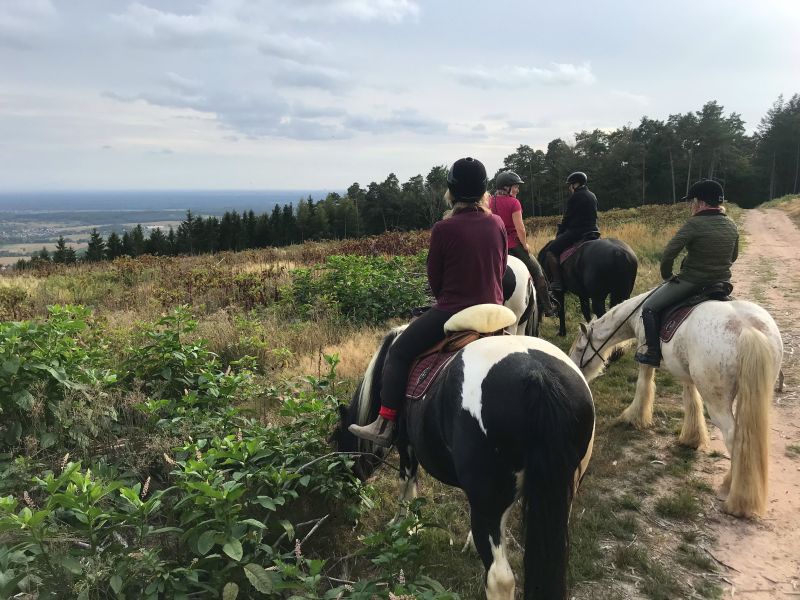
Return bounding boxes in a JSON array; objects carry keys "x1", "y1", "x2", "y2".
[{"x1": 442, "y1": 191, "x2": 491, "y2": 219}]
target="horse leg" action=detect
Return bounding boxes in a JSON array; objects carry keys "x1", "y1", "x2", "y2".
[
  {"x1": 678, "y1": 383, "x2": 710, "y2": 449},
  {"x1": 579, "y1": 296, "x2": 592, "y2": 322},
  {"x1": 470, "y1": 501, "x2": 516, "y2": 600},
  {"x1": 557, "y1": 291, "x2": 567, "y2": 337},
  {"x1": 391, "y1": 444, "x2": 419, "y2": 524},
  {"x1": 702, "y1": 396, "x2": 736, "y2": 496},
  {"x1": 590, "y1": 294, "x2": 606, "y2": 319},
  {"x1": 618, "y1": 364, "x2": 656, "y2": 428}
]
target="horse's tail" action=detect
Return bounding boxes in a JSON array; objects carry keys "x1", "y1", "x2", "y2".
[
  {"x1": 727, "y1": 327, "x2": 776, "y2": 517},
  {"x1": 523, "y1": 275, "x2": 537, "y2": 336},
  {"x1": 522, "y1": 373, "x2": 593, "y2": 600},
  {"x1": 609, "y1": 244, "x2": 638, "y2": 306}
]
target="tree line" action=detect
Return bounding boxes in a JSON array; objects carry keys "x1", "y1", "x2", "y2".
[{"x1": 16, "y1": 95, "x2": 800, "y2": 267}]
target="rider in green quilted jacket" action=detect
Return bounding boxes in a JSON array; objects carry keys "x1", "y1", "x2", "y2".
[{"x1": 634, "y1": 180, "x2": 739, "y2": 367}]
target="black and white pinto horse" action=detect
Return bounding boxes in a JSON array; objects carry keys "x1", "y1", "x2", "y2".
[
  {"x1": 538, "y1": 238, "x2": 638, "y2": 337},
  {"x1": 334, "y1": 322, "x2": 595, "y2": 599},
  {"x1": 503, "y1": 255, "x2": 538, "y2": 336}
]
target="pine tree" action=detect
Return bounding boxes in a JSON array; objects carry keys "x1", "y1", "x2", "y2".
[
  {"x1": 52, "y1": 236, "x2": 69, "y2": 263},
  {"x1": 106, "y1": 232, "x2": 123, "y2": 260},
  {"x1": 146, "y1": 227, "x2": 169, "y2": 255},
  {"x1": 121, "y1": 231, "x2": 132, "y2": 257},
  {"x1": 85, "y1": 229, "x2": 106, "y2": 262},
  {"x1": 130, "y1": 225, "x2": 146, "y2": 256},
  {"x1": 166, "y1": 227, "x2": 177, "y2": 255}
]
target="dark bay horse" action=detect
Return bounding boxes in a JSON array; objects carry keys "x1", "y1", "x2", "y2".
[
  {"x1": 538, "y1": 238, "x2": 638, "y2": 336},
  {"x1": 334, "y1": 331, "x2": 595, "y2": 599}
]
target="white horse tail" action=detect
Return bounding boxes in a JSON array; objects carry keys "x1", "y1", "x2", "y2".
[{"x1": 727, "y1": 327, "x2": 775, "y2": 518}]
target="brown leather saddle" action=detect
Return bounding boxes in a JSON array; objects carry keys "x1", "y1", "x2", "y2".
[{"x1": 660, "y1": 282, "x2": 734, "y2": 343}]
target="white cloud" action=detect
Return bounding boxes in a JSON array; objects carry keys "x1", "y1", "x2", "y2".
[
  {"x1": 271, "y1": 0, "x2": 419, "y2": 23},
  {"x1": 443, "y1": 62, "x2": 596, "y2": 89},
  {"x1": 259, "y1": 34, "x2": 326, "y2": 61},
  {"x1": 113, "y1": 0, "x2": 419, "y2": 46},
  {"x1": 271, "y1": 62, "x2": 351, "y2": 92},
  {"x1": 610, "y1": 90, "x2": 650, "y2": 107},
  {"x1": 344, "y1": 109, "x2": 448, "y2": 135},
  {"x1": 0, "y1": 0, "x2": 57, "y2": 46},
  {"x1": 112, "y1": 2, "x2": 242, "y2": 45}
]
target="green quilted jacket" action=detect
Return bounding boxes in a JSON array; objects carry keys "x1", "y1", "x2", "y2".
[{"x1": 660, "y1": 210, "x2": 739, "y2": 284}]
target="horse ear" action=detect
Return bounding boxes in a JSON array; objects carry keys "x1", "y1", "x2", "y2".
[{"x1": 579, "y1": 322, "x2": 588, "y2": 335}]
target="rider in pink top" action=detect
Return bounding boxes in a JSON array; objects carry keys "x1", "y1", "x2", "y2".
[{"x1": 491, "y1": 171, "x2": 557, "y2": 317}]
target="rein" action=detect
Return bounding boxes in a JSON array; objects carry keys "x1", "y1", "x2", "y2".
[{"x1": 578, "y1": 285, "x2": 663, "y2": 369}]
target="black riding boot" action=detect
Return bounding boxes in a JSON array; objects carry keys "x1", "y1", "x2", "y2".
[
  {"x1": 544, "y1": 251, "x2": 563, "y2": 292},
  {"x1": 634, "y1": 308, "x2": 662, "y2": 367},
  {"x1": 533, "y1": 278, "x2": 558, "y2": 317}
]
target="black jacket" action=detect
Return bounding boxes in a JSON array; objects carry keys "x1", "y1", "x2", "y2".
[{"x1": 558, "y1": 186, "x2": 598, "y2": 235}]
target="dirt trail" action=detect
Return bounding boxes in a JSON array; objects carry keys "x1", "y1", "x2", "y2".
[{"x1": 705, "y1": 207, "x2": 800, "y2": 598}]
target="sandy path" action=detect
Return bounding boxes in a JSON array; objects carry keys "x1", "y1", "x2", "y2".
[{"x1": 705, "y1": 207, "x2": 800, "y2": 598}]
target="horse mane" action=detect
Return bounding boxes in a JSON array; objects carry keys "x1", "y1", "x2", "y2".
[{"x1": 355, "y1": 325, "x2": 406, "y2": 426}]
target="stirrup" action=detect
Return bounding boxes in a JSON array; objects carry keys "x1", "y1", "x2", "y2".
[{"x1": 634, "y1": 349, "x2": 661, "y2": 367}]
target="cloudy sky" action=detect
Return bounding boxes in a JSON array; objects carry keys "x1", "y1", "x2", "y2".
[{"x1": 1, "y1": 0, "x2": 798, "y2": 190}]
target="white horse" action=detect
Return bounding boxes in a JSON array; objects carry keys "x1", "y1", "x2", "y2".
[
  {"x1": 568, "y1": 290, "x2": 783, "y2": 518},
  {"x1": 504, "y1": 255, "x2": 538, "y2": 336}
]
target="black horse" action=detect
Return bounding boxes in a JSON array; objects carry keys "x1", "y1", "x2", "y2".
[
  {"x1": 334, "y1": 330, "x2": 595, "y2": 600},
  {"x1": 539, "y1": 238, "x2": 638, "y2": 336}
]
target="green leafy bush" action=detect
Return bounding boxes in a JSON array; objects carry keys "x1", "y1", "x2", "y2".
[
  {"x1": 0, "y1": 305, "x2": 117, "y2": 448},
  {"x1": 286, "y1": 254, "x2": 429, "y2": 324},
  {"x1": 124, "y1": 306, "x2": 254, "y2": 414}
]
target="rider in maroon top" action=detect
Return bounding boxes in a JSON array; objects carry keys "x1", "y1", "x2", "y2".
[
  {"x1": 428, "y1": 209, "x2": 506, "y2": 312},
  {"x1": 348, "y1": 157, "x2": 507, "y2": 448}
]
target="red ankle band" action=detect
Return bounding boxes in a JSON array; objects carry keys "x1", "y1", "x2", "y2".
[{"x1": 379, "y1": 406, "x2": 398, "y2": 422}]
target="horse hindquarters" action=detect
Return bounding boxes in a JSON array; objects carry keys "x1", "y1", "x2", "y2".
[{"x1": 726, "y1": 328, "x2": 776, "y2": 518}]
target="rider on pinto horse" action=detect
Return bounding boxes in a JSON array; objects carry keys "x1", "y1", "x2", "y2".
[
  {"x1": 348, "y1": 157, "x2": 508, "y2": 448},
  {"x1": 634, "y1": 179, "x2": 739, "y2": 367},
  {"x1": 543, "y1": 171, "x2": 600, "y2": 292}
]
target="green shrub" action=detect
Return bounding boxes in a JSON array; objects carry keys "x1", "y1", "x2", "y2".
[
  {"x1": 124, "y1": 306, "x2": 254, "y2": 412},
  {"x1": 286, "y1": 254, "x2": 429, "y2": 324},
  {"x1": 0, "y1": 305, "x2": 117, "y2": 449}
]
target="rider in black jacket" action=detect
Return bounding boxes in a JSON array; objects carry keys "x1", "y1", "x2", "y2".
[{"x1": 544, "y1": 171, "x2": 599, "y2": 291}]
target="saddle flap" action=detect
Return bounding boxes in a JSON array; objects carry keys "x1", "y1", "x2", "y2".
[
  {"x1": 406, "y1": 351, "x2": 460, "y2": 400},
  {"x1": 444, "y1": 304, "x2": 516, "y2": 334},
  {"x1": 659, "y1": 284, "x2": 735, "y2": 343},
  {"x1": 660, "y1": 305, "x2": 695, "y2": 343},
  {"x1": 406, "y1": 329, "x2": 498, "y2": 400}
]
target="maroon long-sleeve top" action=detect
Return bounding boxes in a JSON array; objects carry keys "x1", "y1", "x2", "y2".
[{"x1": 427, "y1": 209, "x2": 507, "y2": 314}]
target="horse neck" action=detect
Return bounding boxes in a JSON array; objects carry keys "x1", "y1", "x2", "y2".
[
  {"x1": 594, "y1": 293, "x2": 644, "y2": 346},
  {"x1": 355, "y1": 326, "x2": 404, "y2": 425}
]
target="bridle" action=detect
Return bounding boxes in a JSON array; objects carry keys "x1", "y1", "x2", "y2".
[{"x1": 577, "y1": 285, "x2": 663, "y2": 369}]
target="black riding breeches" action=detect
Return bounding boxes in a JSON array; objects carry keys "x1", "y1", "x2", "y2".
[
  {"x1": 548, "y1": 230, "x2": 584, "y2": 257},
  {"x1": 642, "y1": 278, "x2": 704, "y2": 314},
  {"x1": 381, "y1": 308, "x2": 452, "y2": 410},
  {"x1": 508, "y1": 245, "x2": 547, "y2": 285}
]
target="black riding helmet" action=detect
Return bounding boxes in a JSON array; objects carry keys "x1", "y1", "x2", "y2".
[
  {"x1": 447, "y1": 157, "x2": 488, "y2": 202},
  {"x1": 495, "y1": 170, "x2": 525, "y2": 190},
  {"x1": 566, "y1": 171, "x2": 588, "y2": 185},
  {"x1": 681, "y1": 179, "x2": 724, "y2": 205}
]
